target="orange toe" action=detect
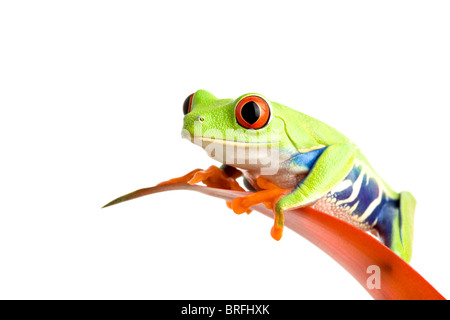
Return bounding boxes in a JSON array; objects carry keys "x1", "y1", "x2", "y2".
[
  {"x1": 271, "y1": 226, "x2": 283, "y2": 241},
  {"x1": 157, "y1": 169, "x2": 202, "y2": 186},
  {"x1": 230, "y1": 177, "x2": 290, "y2": 214},
  {"x1": 230, "y1": 176, "x2": 291, "y2": 240},
  {"x1": 160, "y1": 169, "x2": 289, "y2": 241},
  {"x1": 188, "y1": 166, "x2": 220, "y2": 185},
  {"x1": 182, "y1": 166, "x2": 246, "y2": 212},
  {"x1": 231, "y1": 189, "x2": 280, "y2": 214},
  {"x1": 188, "y1": 166, "x2": 245, "y2": 192}
]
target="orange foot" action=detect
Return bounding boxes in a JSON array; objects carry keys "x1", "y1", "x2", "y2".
[
  {"x1": 158, "y1": 167, "x2": 291, "y2": 240},
  {"x1": 157, "y1": 168, "x2": 203, "y2": 186},
  {"x1": 158, "y1": 165, "x2": 246, "y2": 209},
  {"x1": 231, "y1": 177, "x2": 292, "y2": 241}
]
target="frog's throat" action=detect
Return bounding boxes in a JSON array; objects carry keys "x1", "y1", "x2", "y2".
[{"x1": 189, "y1": 135, "x2": 281, "y2": 147}]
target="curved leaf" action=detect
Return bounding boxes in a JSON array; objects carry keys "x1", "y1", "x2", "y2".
[{"x1": 103, "y1": 183, "x2": 445, "y2": 300}]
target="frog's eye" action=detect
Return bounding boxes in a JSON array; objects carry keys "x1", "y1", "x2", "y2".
[
  {"x1": 183, "y1": 93, "x2": 194, "y2": 115},
  {"x1": 235, "y1": 95, "x2": 271, "y2": 129}
]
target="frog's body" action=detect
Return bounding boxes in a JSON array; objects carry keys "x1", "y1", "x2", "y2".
[{"x1": 182, "y1": 90, "x2": 416, "y2": 262}]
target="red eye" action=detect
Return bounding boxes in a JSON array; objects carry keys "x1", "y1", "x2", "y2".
[
  {"x1": 183, "y1": 93, "x2": 194, "y2": 115},
  {"x1": 235, "y1": 96, "x2": 271, "y2": 129}
]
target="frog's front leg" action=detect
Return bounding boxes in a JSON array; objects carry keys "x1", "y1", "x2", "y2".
[
  {"x1": 158, "y1": 164, "x2": 246, "y2": 215},
  {"x1": 272, "y1": 144, "x2": 357, "y2": 239},
  {"x1": 158, "y1": 165, "x2": 244, "y2": 191},
  {"x1": 231, "y1": 177, "x2": 292, "y2": 216},
  {"x1": 231, "y1": 144, "x2": 356, "y2": 240}
]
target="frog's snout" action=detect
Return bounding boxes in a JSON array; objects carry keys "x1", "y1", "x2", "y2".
[
  {"x1": 183, "y1": 113, "x2": 203, "y2": 128},
  {"x1": 182, "y1": 113, "x2": 205, "y2": 139}
]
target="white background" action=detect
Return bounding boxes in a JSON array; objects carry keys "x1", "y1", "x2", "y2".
[{"x1": 1, "y1": 1, "x2": 449, "y2": 300}]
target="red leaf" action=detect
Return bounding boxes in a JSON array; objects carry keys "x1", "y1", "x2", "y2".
[{"x1": 103, "y1": 183, "x2": 445, "y2": 300}]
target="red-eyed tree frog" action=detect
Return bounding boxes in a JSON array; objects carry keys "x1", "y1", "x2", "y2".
[{"x1": 178, "y1": 90, "x2": 416, "y2": 263}]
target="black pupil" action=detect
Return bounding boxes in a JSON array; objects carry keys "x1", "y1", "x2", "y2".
[
  {"x1": 183, "y1": 95, "x2": 192, "y2": 115},
  {"x1": 241, "y1": 101, "x2": 260, "y2": 124}
]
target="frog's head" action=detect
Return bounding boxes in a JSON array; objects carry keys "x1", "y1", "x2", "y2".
[{"x1": 181, "y1": 90, "x2": 296, "y2": 171}]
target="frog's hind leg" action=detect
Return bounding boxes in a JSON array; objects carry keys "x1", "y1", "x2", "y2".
[{"x1": 377, "y1": 191, "x2": 416, "y2": 263}]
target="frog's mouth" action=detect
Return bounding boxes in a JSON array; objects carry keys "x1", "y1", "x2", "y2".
[
  {"x1": 182, "y1": 134, "x2": 286, "y2": 171},
  {"x1": 188, "y1": 135, "x2": 281, "y2": 147}
]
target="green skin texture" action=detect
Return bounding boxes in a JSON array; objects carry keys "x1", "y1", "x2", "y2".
[{"x1": 182, "y1": 90, "x2": 415, "y2": 262}]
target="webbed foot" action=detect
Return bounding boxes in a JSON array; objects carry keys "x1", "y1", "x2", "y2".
[
  {"x1": 158, "y1": 165, "x2": 245, "y2": 209},
  {"x1": 230, "y1": 177, "x2": 291, "y2": 240}
]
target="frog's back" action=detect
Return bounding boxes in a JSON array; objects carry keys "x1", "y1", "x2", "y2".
[
  {"x1": 275, "y1": 102, "x2": 352, "y2": 149},
  {"x1": 276, "y1": 102, "x2": 415, "y2": 262}
]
